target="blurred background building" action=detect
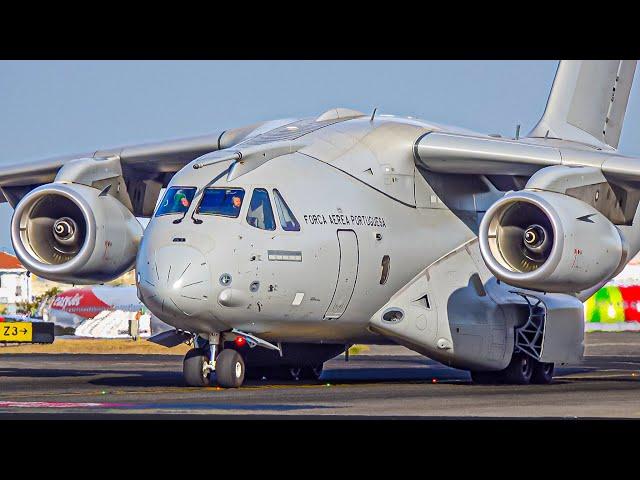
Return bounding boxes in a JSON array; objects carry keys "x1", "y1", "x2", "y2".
[{"x1": 0, "y1": 251, "x2": 31, "y2": 313}]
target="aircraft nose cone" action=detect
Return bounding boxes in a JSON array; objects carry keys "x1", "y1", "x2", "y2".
[{"x1": 138, "y1": 245, "x2": 211, "y2": 320}]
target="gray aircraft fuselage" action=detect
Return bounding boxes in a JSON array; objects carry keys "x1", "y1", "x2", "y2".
[{"x1": 137, "y1": 114, "x2": 482, "y2": 344}]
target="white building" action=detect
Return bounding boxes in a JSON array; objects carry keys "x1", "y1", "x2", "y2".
[{"x1": 0, "y1": 251, "x2": 31, "y2": 313}]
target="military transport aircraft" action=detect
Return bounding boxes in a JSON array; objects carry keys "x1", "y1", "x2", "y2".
[{"x1": 0, "y1": 60, "x2": 637, "y2": 387}]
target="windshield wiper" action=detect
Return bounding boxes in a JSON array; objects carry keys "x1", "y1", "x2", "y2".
[
  {"x1": 173, "y1": 209, "x2": 190, "y2": 224},
  {"x1": 191, "y1": 208, "x2": 203, "y2": 224}
]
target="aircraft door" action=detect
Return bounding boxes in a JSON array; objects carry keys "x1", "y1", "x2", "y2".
[{"x1": 324, "y1": 230, "x2": 359, "y2": 320}]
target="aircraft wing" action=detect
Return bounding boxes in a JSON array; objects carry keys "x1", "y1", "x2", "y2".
[
  {"x1": 414, "y1": 131, "x2": 640, "y2": 184},
  {"x1": 0, "y1": 119, "x2": 292, "y2": 216},
  {"x1": 0, "y1": 133, "x2": 225, "y2": 188},
  {"x1": 415, "y1": 59, "x2": 640, "y2": 188},
  {"x1": 415, "y1": 130, "x2": 640, "y2": 227}
]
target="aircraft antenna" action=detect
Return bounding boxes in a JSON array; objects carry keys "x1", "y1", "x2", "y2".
[
  {"x1": 515, "y1": 124, "x2": 521, "y2": 140},
  {"x1": 370, "y1": 108, "x2": 377, "y2": 122}
]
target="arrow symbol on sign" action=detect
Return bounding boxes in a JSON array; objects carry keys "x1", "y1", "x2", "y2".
[{"x1": 20, "y1": 329, "x2": 27, "y2": 334}]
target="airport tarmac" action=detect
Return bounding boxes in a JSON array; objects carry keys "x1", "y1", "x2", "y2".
[{"x1": 1, "y1": 332, "x2": 640, "y2": 418}]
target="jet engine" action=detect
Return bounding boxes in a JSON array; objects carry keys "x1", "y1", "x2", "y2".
[
  {"x1": 478, "y1": 190, "x2": 627, "y2": 293},
  {"x1": 11, "y1": 183, "x2": 143, "y2": 284}
]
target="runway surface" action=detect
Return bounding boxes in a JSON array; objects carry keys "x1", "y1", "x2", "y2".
[{"x1": 1, "y1": 332, "x2": 640, "y2": 418}]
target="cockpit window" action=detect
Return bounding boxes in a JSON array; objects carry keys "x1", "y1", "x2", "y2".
[
  {"x1": 197, "y1": 188, "x2": 245, "y2": 217},
  {"x1": 246, "y1": 188, "x2": 276, "y2": 231},
  {"x1": 273, "y1": 189, "x2": 300, "y2": 231},
  {"x1": 155, "y1": 187, "x2": 197, "y2": 216}
]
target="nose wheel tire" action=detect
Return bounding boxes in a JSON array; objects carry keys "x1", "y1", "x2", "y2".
[
  {"x1": 531, "y1": 361, "x2": 554, "y2": 384},
  {"x1": 183, "y1": 348, "x2": 210, "y2": 387},
  {"x1": 215, "y1": 349, "x2": 245, "y2": 388}
]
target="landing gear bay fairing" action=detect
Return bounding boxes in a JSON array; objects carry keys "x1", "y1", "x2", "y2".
[{"x1": 1, "y1": 60, "x2": 637, "y2": 387}]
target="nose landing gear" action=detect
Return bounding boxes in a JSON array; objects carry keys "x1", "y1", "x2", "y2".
[
  {"x1": 182, "y1": 333, "x2": 246, "y2": 388},
  {"x1": 181, "y1": 333, "x2": 336, "y2": 388}
]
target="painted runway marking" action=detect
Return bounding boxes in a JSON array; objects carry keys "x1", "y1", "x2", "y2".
[
  {"x1": 0, "y1": 400, "x2": 339, "y2": 413},
  {"x1": 0, "y1": 401, "x2": 129, "y2": 409}
]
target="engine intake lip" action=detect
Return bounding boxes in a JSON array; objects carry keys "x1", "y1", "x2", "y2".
[
  {"x1": 479, "y1": 191, "x2": 564, "y2": 284},
  {"x1": 11, "y1": 183, "x2": 97, "y2": 276}
]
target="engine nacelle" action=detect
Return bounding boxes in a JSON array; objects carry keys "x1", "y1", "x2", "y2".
[
  {"x1": 11, "y1": 183, "x2": 143, "y2": 284},
  {"x1": 479, "y1": 190, "x2": 627, "y2": 294}
]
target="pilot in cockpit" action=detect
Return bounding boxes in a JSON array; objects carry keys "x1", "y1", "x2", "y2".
[{"x1": 172, "y1": 189, "x2": 190, "y2": 209}]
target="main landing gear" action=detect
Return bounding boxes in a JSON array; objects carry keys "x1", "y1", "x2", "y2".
[
  {"x1": 470, "y1": 353, "x2": 554, "y2": 385},
  {"x1": 183, "y1": 334, "x2": 246, "y2": 388}
]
